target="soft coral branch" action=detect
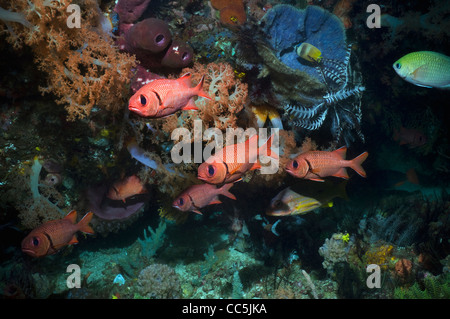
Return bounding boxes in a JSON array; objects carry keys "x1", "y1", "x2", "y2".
[{"x1": 0, "y1": 0, "x2": 136, "y2": 121}]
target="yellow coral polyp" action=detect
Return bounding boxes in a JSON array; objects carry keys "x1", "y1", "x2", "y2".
[
  {"x1": 100, "y1": 128, "x2": 110, "y2": 138},
  {"x1": 342, "y1": 233, "x2": 350, "y2": 243},
  {"x1": 364, "y1": 244, "x2": 394, "y2": 270}
]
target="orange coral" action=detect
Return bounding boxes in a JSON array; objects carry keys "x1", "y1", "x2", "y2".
[
  {"x1": 210, "y1": 0, "x2": 229, "y2": 10},
  {"x1": 219, "y1": 4, "x2": 247, "y2": 25},
  {"x1": 364, "y1": 244, "x2": 394, "y2": 270},
  {"x1": 333, "y1": 0, "x2": 357, "y2": 29},
  {"x1": 0, "y1": 0, "x2": 136, "y2": 121},
  {"x1": 211, "y1": 0, "x2": 246, "y2": 25},
  {"x1": 394, "y1": 258, "x2": 413, "y2": 278}
]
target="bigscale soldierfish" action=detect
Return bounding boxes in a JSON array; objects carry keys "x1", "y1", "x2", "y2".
[
  {"x1": 128, "y1": 73, "x2": 211, "y2": 117},
  {"x1": 21, "y1": 211, "x2": 94, "y2": 258},
  {"x1": 285, "y1": 146, "x2": 368, "y2": 182}
]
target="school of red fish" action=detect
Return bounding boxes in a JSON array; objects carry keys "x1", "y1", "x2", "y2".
[{"x1": 22, "y1": 73, "x2": 370, "y2": 257}]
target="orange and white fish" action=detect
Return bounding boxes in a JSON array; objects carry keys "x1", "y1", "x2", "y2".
[
  {"x1": 251, "y1": 104, "x2": 283, "y2": 129},
  {"x1": 21, "y1": 211, "x2": 94, "y2": 258},
  {"x1": 285, "y1": 146, "x2": 368, "y2": 182},
  {"x1": 198, "y1": 134, "x2": 278, "y2": 184},
  {"x1": 128, "y1": 73, "x2": 211, "y2": 117},
  {"x1": 172, "y1": 183, "x2": 236, "y2": 214},
  {"x1": 106, "y1": 175, "x2": 148, "y2": 203}
]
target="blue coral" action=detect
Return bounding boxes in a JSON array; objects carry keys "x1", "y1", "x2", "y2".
[{"x1": 262, "y1": 5, "x2": 347, "y2": 82}]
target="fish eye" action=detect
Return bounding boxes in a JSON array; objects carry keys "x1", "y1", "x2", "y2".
[
  {"x1": 292, "y1": 160, "x2": 298, "y2": 169},
  {"x1": 274, "y1": 200, "x2": 282, "y2": 208},
  {"x1": 395, "y1": 62, "x2": 401, "y2": 69},
  {"x1": 207, "y1": 165, "x2": 215, "y2": 177},
  {"x1": 32, "y1": 237, "x2": 39, "y2": 246},
  {"x1": 139, "y1": 94, "x2": 147, "y2": 106},
  {"x1": 179, "y1": 197, "x2": 184, "y2": 206}
]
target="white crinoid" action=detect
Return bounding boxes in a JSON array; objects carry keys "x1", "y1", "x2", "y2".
[{"x1": 285, "y1": 44, "x2": 366, "y2": 145}]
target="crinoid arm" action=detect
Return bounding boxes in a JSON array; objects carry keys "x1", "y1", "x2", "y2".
[{"x1": 283, "y1": 43, "x2": 366, "y2": 145}]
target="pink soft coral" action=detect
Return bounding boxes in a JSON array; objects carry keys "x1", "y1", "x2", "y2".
[{"x1": 181, "y1": 62, "x2": 248, "y2": 131}]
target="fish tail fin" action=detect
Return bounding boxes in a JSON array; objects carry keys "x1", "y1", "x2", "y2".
[
  {"x1": 219, "y1": 183, "x2": 237, "y2": 200},
  {"x1": 349, "y1": 151, "x2": 368, "y2": 178},
  {"x1": 77, "y1": 212, "x2": 94, "y2": 234},
  {"x1": 258, "y1": 134, "x2": 279, "y2": 160},
  {"x1": 195, "y1": 75, "x2": 212, "y2": 100},
  {"x1": 268, "y1": 108, "x2": 283, "y2": 129}
]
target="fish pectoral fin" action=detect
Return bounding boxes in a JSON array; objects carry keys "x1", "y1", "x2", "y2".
[
  {"x1": 250, "y1": 161, "x2": 261, "y2": 171},
  {"x1": 411, "y1": 65, "x2": 428, "y2": 79},
  {"x1": 333, "y1": 167, "x2": 349, "y2": 179},
  {"x1": 68, "y1": 235, "x2": 79, "y2": 245},
  {"x1": 192, "y1": 209, "x2": 203, "y2": 215}
]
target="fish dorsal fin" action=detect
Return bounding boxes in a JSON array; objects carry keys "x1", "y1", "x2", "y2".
[
  {"x1": 178, "y1": 72, "x2": 192, "y2": 86},
  {"x1": 64, "y1": 210, "x2": 77, "y2": 224},
  {"x1": 333, "y1": 146, "x2": 347, "y2": 159}
]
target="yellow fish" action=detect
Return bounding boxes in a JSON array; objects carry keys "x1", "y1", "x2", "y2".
[
  {"x1": 266, "y1": 187, "x2": 321, "y2": 216},
  {"x1": 251, "y1": 104, "x2": 283, "y2": 129},
  {"x1": 393, "y1": 51, "x2": 450, "y2": 89},
  {"x1": 296, "y1": 43, "x2": 322, "y2": 63},
  {"x1": 266, "y1": 179, "x2": 348, "y2": 216}
]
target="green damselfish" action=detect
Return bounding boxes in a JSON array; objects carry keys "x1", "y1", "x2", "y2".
[{"x1": 393, "y1": 51, "x2": 450, "y2": 89}]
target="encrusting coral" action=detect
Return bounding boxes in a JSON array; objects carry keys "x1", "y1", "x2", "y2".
[
  {"x1": 137, "y1": 263, "x2": 182, "y2": 299},
  {"x1": 0, "y1": 0, "x2": 136, "y2": 121}
]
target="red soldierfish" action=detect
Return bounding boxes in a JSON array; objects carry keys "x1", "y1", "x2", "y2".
[
  {"x1": 21, "y1": 211, "x2": 94, "y2": 258},
  {"x1": 128, "y1": 72, "x2": 211, "y2": 117},
  {"x1": 198, "y1": 134, "x2": 278, "y2": 184},
  {"x1": 393, "y1": 126, "x2": 427, "y2": 148},
  {"x1": 106, "y1": 175, "x2": 148, "y2": 203},
  {"x1": 285, "y1": 146, "x2": 368, "y2": 182},
  {"x1": 172, "y1": 183, "x2": 236, "y2": 215}
]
